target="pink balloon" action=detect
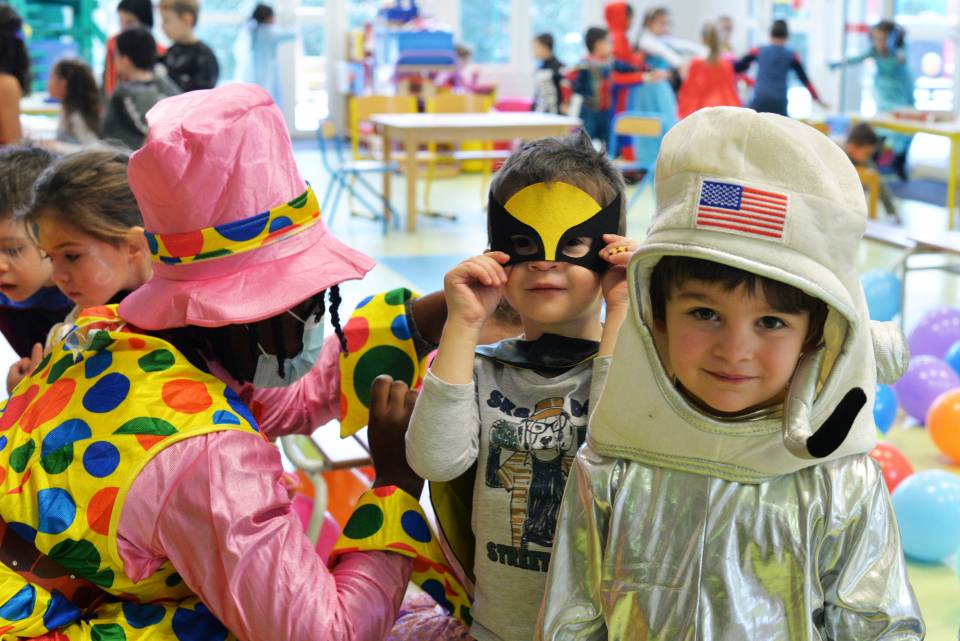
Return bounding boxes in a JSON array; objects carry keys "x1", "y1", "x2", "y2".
[
  {"x1": 893, "y1": 355, "x2": 960, "y2": 422},
  {"x1": 908, "y1": 308, "x2": 960, "y2": 358}
]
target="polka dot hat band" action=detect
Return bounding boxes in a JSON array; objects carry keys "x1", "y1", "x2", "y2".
[{"x1": 144, "y1": 186, "x2": 320, "y2": 266}]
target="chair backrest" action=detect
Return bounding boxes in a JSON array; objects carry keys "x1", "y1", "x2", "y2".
[
  {"x1": 608, "y1": 111, "x2": 666, "y2": 166},
  {"x1": 806, "y1": 121, "x2": 830, "y2": 136},
  {"x1": 316, "y1": 118, "x2": 343, "y2": 171},
  {"x1": 425, "y1": 93, "x2": 492, "y2": 114},
  {"x1": 348, "y1": 95, "x2": 418, "y2": 160}
]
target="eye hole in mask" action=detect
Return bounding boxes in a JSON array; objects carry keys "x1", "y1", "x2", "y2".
[
  {"x1": 510, "y1": 234, "x2": 594, "y2": 259},
  {"x1": 511, "y1": 234, "x2": 539, "y2": 256},
  {"x1": 561, "y1": 235, "x2": 593, "y2": 259}
]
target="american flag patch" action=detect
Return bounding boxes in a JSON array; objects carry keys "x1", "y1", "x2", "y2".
[{"x1": 696, "y1": 180, "x2": 788, "y2": 240}]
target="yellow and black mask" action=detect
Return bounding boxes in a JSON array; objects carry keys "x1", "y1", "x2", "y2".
[{"x1": 488, "y1": 181, "x2": 622, "y2": 273}]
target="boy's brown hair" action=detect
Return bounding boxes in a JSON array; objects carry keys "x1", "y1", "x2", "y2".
[
  {"x1": 0, "y1": 146, "x2": 57, "y2": 221},
  {"x1": 488, "y1": 130, "x2": 626, "y2": 244},
  {"x1": 846, "y1": 122, "x2": 879, "y2": 149},
  {"x1": 159, "y1": 0, "x2": 198, "y2": 26},
  {"x1": 649, "y1": 256, "x2": 828, "y2": 347},
  {"x1": 27, "y1": 148, "x2": 143, "y2": 245}
]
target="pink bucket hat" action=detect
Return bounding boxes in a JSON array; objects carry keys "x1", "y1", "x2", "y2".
[{"x1": 119, "y1": 84, "x2": 374, "y2": 330}]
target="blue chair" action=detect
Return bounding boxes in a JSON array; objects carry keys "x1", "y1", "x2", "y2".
[
  {"x1": 607, "y1": 112, "x2": 666, "y2": 212},
  {"x1": 317, "y1": 119, "x2": 399, "y2": 233}
]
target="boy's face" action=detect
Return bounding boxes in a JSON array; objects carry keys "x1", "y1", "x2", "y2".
[
  {"x1": 533, "y1": 39, "x2": 550, "y2": 61},
  {"x1": 503, "y1": 248, "x2": 603, "y2": 334},
  {"x1": 845, "y1": 142, "x2": 875, "y2": 165},
  {"x1": 658, "y1": 279, "x2": 810, "y2": 414},
  {"x1": 161, "y1": 9, "x2": 193, "y2": 41},
  {"x1": 115, "y1": 53, "x2": 135, "y2": 80},
  {"x1": 0, "y1": 218, "x2": 54, "y2": 302},
  {"x1": 592, "y1": 37, "x2": 611, "y2": 59}
]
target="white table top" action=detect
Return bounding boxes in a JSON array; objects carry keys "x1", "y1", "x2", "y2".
[{"x1": 370, "y1": 111, "x2": 581, "y2": 130}]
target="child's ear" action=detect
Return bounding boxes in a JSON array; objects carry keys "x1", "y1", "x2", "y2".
[{"x1": 124, "y1": 226, "x2": 149, "y2": 260}]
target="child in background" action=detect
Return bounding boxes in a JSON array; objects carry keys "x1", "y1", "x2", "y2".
[
  {"x1": 0, "y1": 146, "x2": 72, "y2": 366},
  {"x1": 532, "y1": 33, "x2": 564, "y2": 114},
  {"x1": 102, "y1": 28, "x2": 180, "y2": 149},
  {"x1": 845, "y1": 122, "x2": 901, "y2": 222},
  {"x1": 234, "y1": 4, "x2": 295, "y2": 107},
  {"x1": 25, "y1": 148, "x2": 151, "y2": 351},
  {"x1": 0, "y1": 4, "x2": 30, "y2": 145},
  {"x1": 831, "y1": 20, "x2": 914, "y2": 181},
  {"x1": 735, "y1": 19, "x2": 826, "y2": 116},
  {"x1": 406, "y1": 132, "x2": 637, "y2": 641},
  {"x1": 677, "y1": 22, "x2": 740, "y2": 119},
  {"x1": 538, "y1": 107, "x2": 923, "y2": 640},
  {"x1": 632, "y1": 7, "x2": 705, "y2": 125},
  {"x1": 571, "y1": 27, "x2": 660, "y2": 144},
  {"x1": 103, "y1": 0, "x2": 160, "y2": 96},
  {"x1": 159, "y1": 0, "x2": 220, "y2": 92},
  {"x1": 47, "y1": 58, "x2": 101, "y2": 146}
]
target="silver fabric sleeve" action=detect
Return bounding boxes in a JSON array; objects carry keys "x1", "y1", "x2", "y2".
[{"x1": 537, "y1": 446, "x2": 619, "y2": 640}]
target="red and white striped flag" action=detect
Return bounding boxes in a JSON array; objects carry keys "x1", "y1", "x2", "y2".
[{"x1": 696, "y1": 180, "x2": 789, "y2": 240}]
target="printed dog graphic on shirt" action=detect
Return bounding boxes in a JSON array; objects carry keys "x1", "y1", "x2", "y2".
[{"x1": 486, "y1": 397, "x2": 584, "y2": 549}]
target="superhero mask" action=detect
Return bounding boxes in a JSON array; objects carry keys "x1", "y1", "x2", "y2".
[{"x1": 488, "y1": 181, "x2": 622, "y2": 273}]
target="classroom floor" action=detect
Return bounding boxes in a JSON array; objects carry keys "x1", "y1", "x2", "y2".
[{"x1": 297, "y1": 144, "x2": 960, "y2": 637}]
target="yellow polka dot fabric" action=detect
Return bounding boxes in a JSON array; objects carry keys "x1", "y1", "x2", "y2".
[
  {"x1": 332, "y1": 487, "x2": 472, "y2": 627},
  {"x1": 0, "y1": 305, "x2": 258, "y2": 639},
  {"x1": 338, "y1": 289, "x2": 428, "y2": 438}
]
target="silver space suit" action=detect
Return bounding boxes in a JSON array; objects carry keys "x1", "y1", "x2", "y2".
[{"x1": 538, "y1": 107, "x2": 924, "y2": 640}]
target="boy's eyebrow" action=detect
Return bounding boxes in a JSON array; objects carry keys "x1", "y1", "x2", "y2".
[
  {"x1": 51, "y1": 242, "x2": 83, "y2": 251},
  {"x1": 673, "y1": 290, "x2": 719, "y2": 303}
]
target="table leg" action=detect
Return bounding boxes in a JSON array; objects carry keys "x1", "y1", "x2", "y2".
[
  {"x1": 382, "y1": 132, "x2": 392, "y2": 226},
  {"x1": 950, "y1": 137, "x2": 958, "y2": 230},
  {"x1": 405, "y1": 139, "x2": 418, "y2": 233}
]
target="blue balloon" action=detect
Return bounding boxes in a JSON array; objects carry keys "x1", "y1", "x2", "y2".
[
  {"x1": 873, "y1": 384, "x2": 898, "y2": 434},
  {"x1": 860, "y1": 270, "x2": 902, "y2": 322},
  {"x1": 892, "y1": 469, "x2": 960, "y2": 562},
  {"x1": 947, "y1": 339, "x2": 960, "y2": 376}
]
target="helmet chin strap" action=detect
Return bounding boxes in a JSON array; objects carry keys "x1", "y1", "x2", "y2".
[{"x1": 783, "y1": 346, "x2": 866, "y2": 459}]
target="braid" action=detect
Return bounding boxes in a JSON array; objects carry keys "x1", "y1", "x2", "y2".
[
  {"x1": 271, "y1": 316, "x2": 286, "y2": 377},
  {"x1": 329, "y1": 285, "x2": 348, "y2": 354},
  {"x1": 313, "y1": 290, "x2": 326, "y2": 322}
]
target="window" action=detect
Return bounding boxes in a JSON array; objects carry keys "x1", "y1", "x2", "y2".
[
  {"x1": 460, "y1": 0, "x2": 510, "y2": 63},
  {"x1": 295, "y1": 21, "x2": 327, "y2": 131},
  {"x1": 896, "y1": 0, "x2": 955, "y2": 18},
  {"x1": 531, "y1": 1, "x2": 583, "y2": 67},
  {"x1": 347, "y1": 0, "x2": 379, "y2": 31},
  {"x1": 907, "y1": 36, "x2": 955, "y2": 110},
  {"x1": 895, "y1": 0, "x2": 959, "y2": 111},
  {"x1": 195, "y1": 22, "x2": 244, "y2": 84}
]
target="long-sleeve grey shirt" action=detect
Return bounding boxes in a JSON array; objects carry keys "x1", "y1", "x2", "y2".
[{"x1": 406, "y1": 355, "x2": 610, "y2": 641}]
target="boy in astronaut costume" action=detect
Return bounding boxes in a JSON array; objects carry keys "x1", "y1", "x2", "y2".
[{"x1": 538, "y1": 107, "x2": 925, "y2": 640}]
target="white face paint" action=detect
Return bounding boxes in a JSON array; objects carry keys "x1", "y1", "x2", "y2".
[
  {"x1": 38, "y1": 217, "x2": 148, "y2": 310},
  {"x1": 251, "y1": 309, "x2": 326, "y2": 388}
]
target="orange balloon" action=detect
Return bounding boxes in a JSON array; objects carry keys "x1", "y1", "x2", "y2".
[
  {"x1": 926, "y1": 389, "x2": 960, "y2": 464},
  {"x1": 322, "y1": 468, "x2": 372, "y2": 527},
  {"x1": 869, "y1": 442, "x2": 915, "y2": 493}
]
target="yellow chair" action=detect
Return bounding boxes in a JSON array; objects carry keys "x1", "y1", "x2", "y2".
[
  {"x1": 348, "y1": 95, "x2": 418, "y2": 161},
  {"x1": 422, "y1": 93, "x2": 510, "y2": 216},
  {"x1": 856, "y1": 165, "x2": 881, "y2": 220},
  {"x1": 608, "y1": 112, "x2": 665, "y2": 212}
]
